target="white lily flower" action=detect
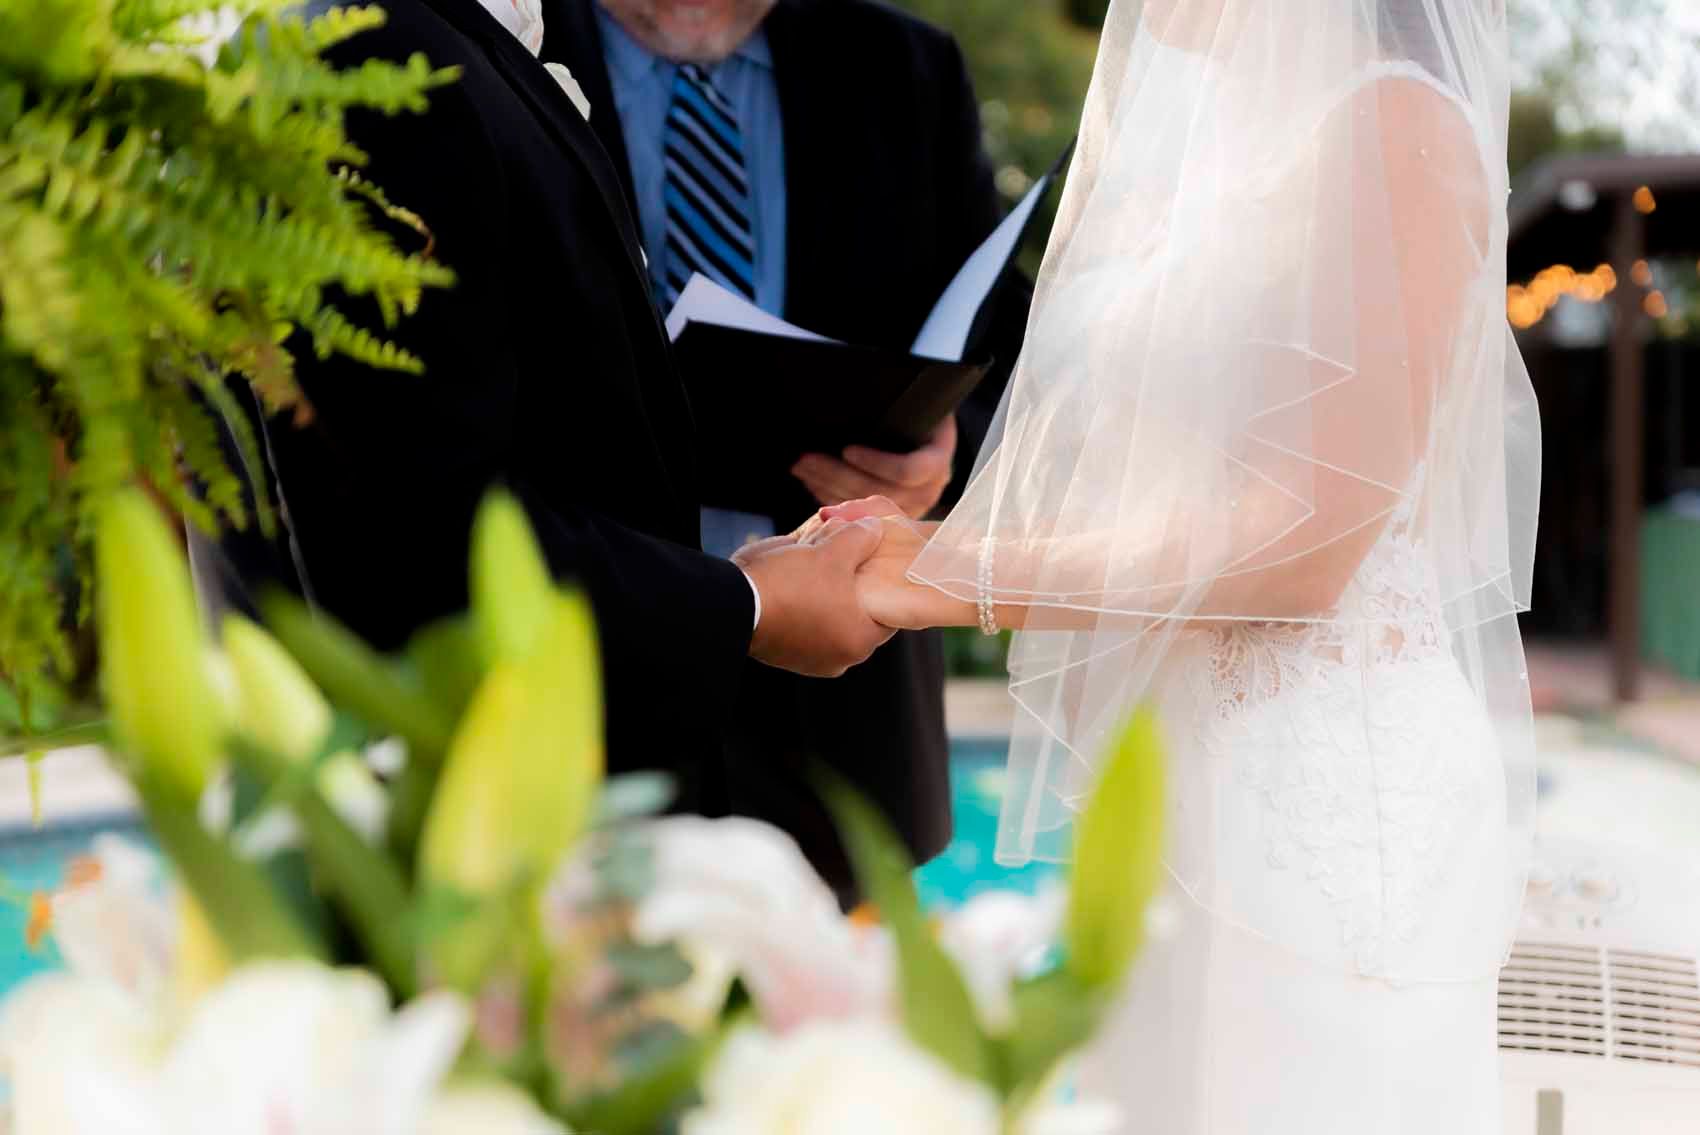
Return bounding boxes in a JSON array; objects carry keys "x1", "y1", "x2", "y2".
[
  {"x1": 0, "y1": 822, "x2": 565, "y2": 1135},
  {"x1": 630, "y1": 816, "x2": 890, "y2": 1030},
  {"x1": 937, "y1": 885, "x2": 1066, "y2": 1033},
  {"x1": 681, "y1": 1015, "x2": 1117, "y2": 1135},
  {"x1": 46, "y1": 834, "x2": 176, "y2": 1008},
  {"x1": 157, "y1": 964, "x2": 466, "y2": 1135},
  {"x1": 683, "y1": 1018, "x2": 1002, "y2": 1135},
  {"x1": 1019, "y1": 1097, "x2": 1125, "y2": 1135},
  {"x1": 426, "y1": 1082, "x2": 571, "y2": 1135},
  {"x1": 0, "y1": 974, "x2": 164, "y2": 1135},
  {"x1": 1, "y1": 934, "x2": 564, "y2": 1135}
]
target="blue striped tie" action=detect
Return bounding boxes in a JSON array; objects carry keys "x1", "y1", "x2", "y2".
[{"x1": 660, "y1": 64, "x2": 756, "y2": 308}]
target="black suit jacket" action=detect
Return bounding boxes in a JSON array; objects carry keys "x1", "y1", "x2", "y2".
[
  {"x1": 227, "y1": 0, "x2": 758, "y2": 815},
  {"x1": 547, "y1": 0, "x2": 1031, "y2": 894}
]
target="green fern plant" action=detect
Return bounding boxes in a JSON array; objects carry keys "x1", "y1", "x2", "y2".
[{"x1": 0, "y1": 0, "x2": 457, "y2": 733}]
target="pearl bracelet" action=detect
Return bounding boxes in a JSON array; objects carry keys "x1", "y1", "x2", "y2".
[{"x1": 977, "y1": 537, "x2": 999, "y2": 637}]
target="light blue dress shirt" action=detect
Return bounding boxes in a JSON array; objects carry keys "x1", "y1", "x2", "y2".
[
  {"x1": 596, "y1": 9, "x2": 788, "y2": 558},
  {"x1": 595, "y1": 8, "x2": 788, "y2": 316}
]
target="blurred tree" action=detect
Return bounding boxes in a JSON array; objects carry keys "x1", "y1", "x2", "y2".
[
  {"x1": 1508, "y1": 92, "x2": 1562, "y2": 176},
  {"x1": 889, "y1": 0, "x2": 1097, "y2": 268},
  {"x1": 1064, "y1": 0, "x2": 1112, "y2": 29},
  {"x1": 1508, "y1": 0, "x2": 1700, "y2": 151},
  {"x1": 1509, "y1": 90, "x2": 1625, "y2": 177}
]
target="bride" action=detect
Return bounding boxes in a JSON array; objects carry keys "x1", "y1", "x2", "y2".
[{"x1": 809, "y1": 0, "x2": 1541, "y2": 1130}]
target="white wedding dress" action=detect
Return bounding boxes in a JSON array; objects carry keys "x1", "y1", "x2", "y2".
[
  {"x1": 909, "y1": 3, "x2": 1541, "y2": 1131},
  {"x1": 1077, "y1": 474, "x2": 1514, "y2": 1133}
]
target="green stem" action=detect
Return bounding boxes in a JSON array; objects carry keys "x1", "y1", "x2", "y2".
[
  {"x1": 385, "y1": 757, "x2": 434, "y2": 866},
  {"x1": 135, "y1": 774, "x2": 329, "y2": 964},
  {"x1": 258, "y1": 591, "x2": 455, "y2": 764},
  {"x1": 230, "y1": 736, "x2": 419, "y2": 997}
]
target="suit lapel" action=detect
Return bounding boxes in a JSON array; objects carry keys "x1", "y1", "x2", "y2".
[
  {"x1": 419, "y1": 0, "x2": 648, "y2": 284},
  {"x1": 540, "y1": 0, "x2": 641, "y2": 219},
  {"x1": 415, "y1": 0, "x2": 703, "y2": 523}
]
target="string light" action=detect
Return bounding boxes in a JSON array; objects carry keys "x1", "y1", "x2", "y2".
[
  {"x1": 1645, "y1": 291, "x2": 1669, "y2": 319},
  {"x1": 1507, "y1": 262, "x2": 1618, "y2": 329},
  {"x1": 1633, "y1": 185, "x2": 1657, "y2": 214},
  {"x1": 1631, "y1": 259, "x2": 1654, "y2": 287}
]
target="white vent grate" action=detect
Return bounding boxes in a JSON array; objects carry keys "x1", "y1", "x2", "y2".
[
  {"x1": 1609, "y1": 948, "x2": 1700, "y2": 1067},
  {"x1": 1500, "y1": 942, "x2": 1608, "y2": 1057},
  {"x1": 1499, "y1": 942, "x2": 1700, "y2": 1068}
]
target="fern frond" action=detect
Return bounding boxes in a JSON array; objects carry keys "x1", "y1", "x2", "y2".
[
  {"x1": 186, "y1": 360, "x2": 277, "y2": 537},
  {"x1": 0, "y1": 0, "x2": 119, "y2": 86},
  {"x1": 148, "y1": 373, "x2": 237, "y2": 531},
  {"x1": 0, "y1": 202, "x2": 85, "y2": 375},
  {"x1": 336, "y1": 165, "x2": 435, "y2": 254},
  {"x1": 299, "y1": 302, "x2": 425, "y2": 374},
  {"x1": 0, "y1": 0, "x2": 457, "y2": 719},
  {"x1": 302, "y1": 6, "x2": 390, "y2": 54}
]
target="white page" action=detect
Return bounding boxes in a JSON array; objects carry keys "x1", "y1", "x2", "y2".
[
  {"x1": 664, "y1": 274, "x2": 840, "y2": 345},
  {"x1": 908, "y1": 172, "x2": 1053, "y2": 362}
]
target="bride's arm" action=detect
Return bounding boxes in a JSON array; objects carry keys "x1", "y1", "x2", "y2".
[
  {"x1": 840, "y1": 76, "x2": 1493, "y2": 634},
  {"x1": 824, "y1": 469, "x2": 1394, "y2": 633}
]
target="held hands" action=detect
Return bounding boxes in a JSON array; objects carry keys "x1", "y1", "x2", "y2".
[
  {"x1": 791, "y1": 417, "x2": 957, "y2": 520},
  {"x1": 799, "y1": 497, "x2": 976, "y2": 633},
  {"x1": 736, "y1": 493, "x2": 975, "y2": 680},
  {"x1": 733, "y1": 518, "x2": 895, "y2": 677}
]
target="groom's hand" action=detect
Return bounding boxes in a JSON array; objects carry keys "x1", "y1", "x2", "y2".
[
  {"x1": 791, "y1": 417, "x2": 956, "y2": 520},
  {"x1": 734, "y1": 518, "x2": 895, "y2": 677}
]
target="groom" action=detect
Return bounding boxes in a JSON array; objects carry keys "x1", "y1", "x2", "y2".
[
  {"x1": 232, "y1": 0, "x2": 898, "y2": 822},
  {"x1": 547, "y1": 0, "x2": 1030, "y2": 895}
]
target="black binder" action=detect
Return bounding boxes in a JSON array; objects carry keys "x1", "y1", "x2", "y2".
[{"x1": 668, "y1": 141, "x2": 1074, "y2": 522}]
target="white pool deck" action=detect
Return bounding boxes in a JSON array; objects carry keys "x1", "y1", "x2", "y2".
[{"x1": 0, "y1": 745, "x2": 136, "y2": 830}]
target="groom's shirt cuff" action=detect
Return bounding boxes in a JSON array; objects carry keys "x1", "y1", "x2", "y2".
[{"x1": 739, "y1": 568, "x2": 762, "y2": 632}]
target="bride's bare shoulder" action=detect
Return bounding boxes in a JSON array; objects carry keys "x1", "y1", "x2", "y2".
[
  {"x1": 1367, "y1": 72, "x2": 1485, "y2": 161},
  {"x1": 1338, "y1": 71, "x2": 1496, "y2": 252}
]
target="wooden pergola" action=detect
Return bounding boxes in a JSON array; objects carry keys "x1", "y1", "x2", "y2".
[{"x1": 1508, "y1": 153, "x2": 1700, "y2": 701}]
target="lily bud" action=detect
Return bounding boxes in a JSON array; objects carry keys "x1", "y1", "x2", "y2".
[
  {"x1": 222, "y1": 615, "x2": 388, "y2": 844},
  {"x1": 222, "y1": 615, "x2": 333, "y2": 761},
  {"x1": 1065, "y1": 708, "x2": 1166, "y2": 991},
  {"x1": 419, "y1": 591, "x2": 603, "y2": 990},
  {"x1": 94, "y1": 490, "x2": 223, "y2": 800},
  {"x1": 470, "y1": 490, "x2": 554, "y2": 668}
]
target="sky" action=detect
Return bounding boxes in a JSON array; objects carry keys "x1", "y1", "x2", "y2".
[{"x1": 1509, "y1": 0, "x2": 1700, "y2": 150}]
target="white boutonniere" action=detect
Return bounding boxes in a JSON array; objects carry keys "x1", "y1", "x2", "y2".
[
  {"x1": 485, "y1": 0, "x2": 544, "y2": 54},
  {"x1": 544, "y1": 62, "x2": 592, "y2": 122},
  {"x1": 473, "y1": 0, "x2": 591, "y2": 121}
]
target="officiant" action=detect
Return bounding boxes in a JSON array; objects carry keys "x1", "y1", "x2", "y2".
[{"x1": 546, "y1": 0, "x2": 1031, "y2": 897}]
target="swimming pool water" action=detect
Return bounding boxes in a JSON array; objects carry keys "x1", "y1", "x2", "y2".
[
  {"x1": 0, "y1": 745, "x2": 1055, "y2": 999},
  {"x1": 915, "y1": 741, "x2": 1063, "y2": 908},
  {"x1": 0, "y1": 814, "x2": 148, "y2": 998}
]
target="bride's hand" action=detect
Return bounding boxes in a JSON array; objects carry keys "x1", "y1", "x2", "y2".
[
  {"x1": 792, "y1": 494, "x2": 912, "y2": 542},
  {"x1": 800, "y1": 497, "x2": 975, "y2": 631}
]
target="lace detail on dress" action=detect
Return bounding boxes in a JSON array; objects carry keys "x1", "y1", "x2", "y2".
[{"x1": 1190, "y1": 466, "x2": 1490, "y2": 972}]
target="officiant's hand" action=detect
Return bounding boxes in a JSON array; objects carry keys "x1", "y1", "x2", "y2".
[
  {"x1": 791, "y1": 417, "x2": 956, "y2": 520},
  {"x1": 734, "y1": 518, "x2": 896, "y2": 677}
]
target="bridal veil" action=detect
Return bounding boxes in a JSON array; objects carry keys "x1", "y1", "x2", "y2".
[{"x1": 910, "y1": 0, "x2": 1540, "y2": 981}]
